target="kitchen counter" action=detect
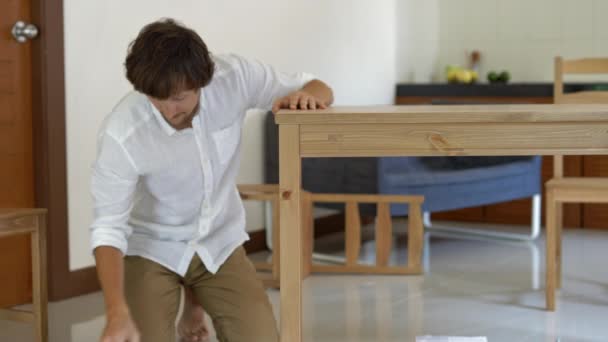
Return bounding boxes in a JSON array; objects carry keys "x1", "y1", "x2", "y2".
[{"x1": 397, "y1": 83, "x2": 608, "y2": 98}]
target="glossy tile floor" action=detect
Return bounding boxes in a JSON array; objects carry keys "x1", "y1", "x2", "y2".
[{"x1": 2, "y1": 221, "x2": 608, "y2": 342}]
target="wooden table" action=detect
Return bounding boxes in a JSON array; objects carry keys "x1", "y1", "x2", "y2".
[
  {"x1": 0, "y1": 208, "x2": 48, "y2": 342},
  {"x1": 275, "y1": 104, "x2": 608, "y2": 342}
]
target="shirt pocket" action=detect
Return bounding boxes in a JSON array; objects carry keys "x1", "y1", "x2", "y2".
[{"x1": 212, "y1": 122, "x2": 241, "y2": 165}]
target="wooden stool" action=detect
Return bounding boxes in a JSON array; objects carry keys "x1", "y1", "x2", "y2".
[
  {"x1": 238, "y1": 185, "x2": 425, "y2": 287},
  {"x1": 0, "y1": 209, "x2": 48, "y2": 342}
]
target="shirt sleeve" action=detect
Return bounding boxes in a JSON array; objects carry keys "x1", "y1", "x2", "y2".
[
  {"x1": 90, "y1": 131, "x2": 139, "y2": 255},
  {"x1": 234, "y1": 54, "x2": 317, "y2": 111}
]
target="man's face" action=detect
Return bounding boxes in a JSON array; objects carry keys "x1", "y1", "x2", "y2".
[{"x1": 148, "y1": 89, "x2": 201, "y2": 130}]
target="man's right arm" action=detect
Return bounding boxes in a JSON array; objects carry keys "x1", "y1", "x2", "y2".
[
  {"x1": 95, "y1": 246, "x2": 140, "y2": 342},
  {"x1": 90, "y1": 131, "x2": 140, "y2": 341},
  {"x1": 95, "y1": 246, "x2": 128, "y2": 317}
]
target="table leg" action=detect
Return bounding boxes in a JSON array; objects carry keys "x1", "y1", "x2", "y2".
[
  {"x1": 546, "y1": 190, "x2": 557, "y2": 311},
  {"x1": 279, "y1": 125, "x2": 302, "y2": 342}
]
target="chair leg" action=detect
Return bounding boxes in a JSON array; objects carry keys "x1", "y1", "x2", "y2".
[
  {"x1": 546, "y1": 190, "x2": 557, "y2": 311},
  {"x1": 407, "y1": 203, "x2": 423, "y2": 273},
  {"x1": 556, "y1": 201, "x2": 563, "y2": 290},
  {"x1": 32, "y1": 215, "x2": 48, "y2": 342}
]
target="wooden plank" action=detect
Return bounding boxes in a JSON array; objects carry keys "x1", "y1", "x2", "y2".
[
  {"x1": 562, "y1": 58, "x2": 608, "y2": 74},
  {"x1": 257, "y1": 273, "x2": 280, "y2": 289},
  {"x1": 550, "y1": 187, "x2": 608, "y2": 203},
  {"x1": 375, "y1": 203, "x2": 392, "y2": 267},
  {"x1": 0, "y1": 214, "x2": 37, "y2": 234},
  {"x1": 345, "y1": 202, "x2": 361, "y2": 266},
  {"x1": 275, "y1": 104, "x2": 608, "y2": 125},
  {"x1": 279, "y1": 125, "x2": 302, "y2": 342},
  {"x1": 407, "y1": 203, "x2": 423, "y2": 271},
  {"x1": 0, "y1": 228, "x2": 35, "y2": 237},
  {"x1": 237, "y1": 184, "x2": 279, "y2": 193},
  {"x1": 311, "y1": 264, "x2": 422, "y2": 275},
  {"x1": 238, "y1": 192, "x2": 276, "y2": 201},
  {"x1": 547, "y1": 177, "x2": 608, "y2": 190},
  {"x1": 310, "y1": 193, "x2": 423, "y2": 204},
  {"x1": 300, "y1": 123, "x2": 608, "y2": 157}
]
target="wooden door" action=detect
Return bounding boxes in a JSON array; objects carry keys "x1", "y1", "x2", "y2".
[{"x1": 0, "y1": 0, "x2": 35, "y2": 308}]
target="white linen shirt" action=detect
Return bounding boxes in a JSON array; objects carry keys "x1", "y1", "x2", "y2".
[{"x1": 90, "y1": 54, "x2": 315, "y2": 275}]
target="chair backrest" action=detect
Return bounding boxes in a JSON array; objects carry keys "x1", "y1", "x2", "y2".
[{"x1": 553, "y1": 57, "x2": 608, "y2": 177}]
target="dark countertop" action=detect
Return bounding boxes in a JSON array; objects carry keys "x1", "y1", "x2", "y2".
[{"x1": 396, "y1": 83, "x2": 608, "y2": 97}]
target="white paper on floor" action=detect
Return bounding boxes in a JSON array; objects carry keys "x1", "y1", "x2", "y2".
[{"x1": 416, "y1": 337, "x2": 488, "y2": 342}]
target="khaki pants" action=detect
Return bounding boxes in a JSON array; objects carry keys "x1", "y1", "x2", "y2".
[{"x1": 124, "y1": 246, "x2": 279, "y2": 342}]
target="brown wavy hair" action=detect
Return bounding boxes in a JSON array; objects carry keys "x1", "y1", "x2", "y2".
[{"x1": 125, "y1": 18, "x2": 215, "y2": 99}]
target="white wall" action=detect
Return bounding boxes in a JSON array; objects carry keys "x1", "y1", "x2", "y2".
[
  {"x1": 397, "y1": 0, "x2": 608, "y2": 83},
  {"x1": 396, "y1": 0, "x2": 440, "y2": 83},
  {"x1": 64, "y1": 0, "x2": 397, "y2": 270}
]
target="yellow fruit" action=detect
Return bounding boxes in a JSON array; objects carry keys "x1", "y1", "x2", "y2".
[
  {"x1": 471, "y1": 71, "x2": 479, "y2": 82},
  {"x1": 447, "y1": 69, "x2": 459, "y2": 83},
  {"x1": 456, "y1": 70, "x2": 473, "y2": 84}
]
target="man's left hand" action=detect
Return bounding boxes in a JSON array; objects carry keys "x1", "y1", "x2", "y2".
[{"x1": 272, "y1": 91, "x2": 328, "y2": 113}]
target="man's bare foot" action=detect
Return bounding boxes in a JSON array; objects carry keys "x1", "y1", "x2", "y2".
[
  {"x1": 178, "y1": 303, "x2": 209, "y2": 342},
  {"x1": 178, "y1": 287, "x2": 210, "y2": 342}
]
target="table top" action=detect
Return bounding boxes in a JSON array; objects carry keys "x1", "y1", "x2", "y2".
[{"x1": 275, "y1": 104, "x2": 608, "y2": 125}]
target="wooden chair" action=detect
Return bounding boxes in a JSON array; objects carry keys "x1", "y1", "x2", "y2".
[
  {"x1": 546, "y1": 57, "x2": 608, "y2": 310},
  {"x1": 238, "y1": 184, "x2": 425, "y2": 288},
  {"x1": 0, "y1": 209, "x2": 48, "y2": 342},
  {"x1": 307, "y1": 193, "x2": 424, "y2": 276}
]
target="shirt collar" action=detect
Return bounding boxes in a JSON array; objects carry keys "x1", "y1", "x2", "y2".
[{"x1": 148, "y1": 99, "x2": 178, "y2": 136}]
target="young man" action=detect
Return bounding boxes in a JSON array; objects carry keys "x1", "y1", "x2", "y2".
[{"x1": 92, "y1": 18, "x2": 333, "y2": 342}]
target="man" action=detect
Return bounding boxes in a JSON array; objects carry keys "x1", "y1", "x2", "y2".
[{"x1": 92, "y1": 18, "x2": 333, "y2": 342}]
